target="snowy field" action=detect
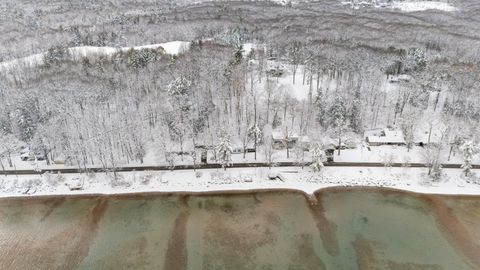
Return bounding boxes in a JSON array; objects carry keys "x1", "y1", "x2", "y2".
[
  {"x1": 391, "y1": 1, "x2": 458, "y2": 12},
  {"x1": 341, "y1": 0, "x2": 458, "y2": 12},
  {"x1": 1, "y1": 166, "x2": 479, "y2": 198},
  {"x1": 0, "y1": 41, "x2": 191, "y2": 72}
]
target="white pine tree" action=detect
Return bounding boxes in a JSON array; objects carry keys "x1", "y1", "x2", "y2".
[
  {"x1": 329, "y1": 97, "x2": 348, "y2": 155},
  {"x1": 310, "y1": 143, "x2": 325, "y2": 173},
  {"x1": 216, "y1": 132, "x2": 233, "y2": 170},
  {"x1": 460, "y1": 141, "x2": 479, "y2": 177},
  {"x1": 247, "y1": 124, "x2": 262, "y2": 160}
]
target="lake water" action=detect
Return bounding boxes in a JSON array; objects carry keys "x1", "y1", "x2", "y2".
[{"x1": 0, "y1": 188, "x2": 479, "y2": 270}]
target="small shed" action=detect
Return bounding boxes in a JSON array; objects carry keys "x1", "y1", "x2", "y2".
[{"x1": 324, "y1": 146, "x2": 335, "y2": 163}]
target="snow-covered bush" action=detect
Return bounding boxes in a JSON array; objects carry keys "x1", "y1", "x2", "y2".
[
  {"x1": 381, "y1": 153, "x2": 397, "y2": 169},
  {"x1": 166, "y1": 153, "x2": 177, "y2": 170},
  {"x1": 21, "y1": 178, "x2": 42, "y2": 194},
  {"x1": 430, "y1": 163, "x2": 443, "y2": 182},
  {"x1": 56, "y1": 172, "x2": 66, "y2": 183},
  {"x1": 141, "y1": 172, "x2": 153, "y2": 185},
  {"x1": 110, "y1": 173, "x2": 131, "y2": 188},
  {"x1": 44, "y1": 172, "x2": 57, "y2": 187}
]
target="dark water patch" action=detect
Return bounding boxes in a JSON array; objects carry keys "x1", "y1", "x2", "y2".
[
  {"x1": 288, "y1": 234, "x2": 326, "y2": 270},
  {"x1": 40, "y1": 198, "x2": 66, "y2": 222},
  {"x1": 386, "y1": 261, "x2": 443, "y2": 270},
  {"x1": 164, "y1": 211, "x2": 190, "y2": 270},
  {"x1": 63, "y1": 198, "x2": 109, "y2": 269},
  {"x1": 351, "y1": 235, "x2": 378, "y2": 270},
  {"x1": 427, "y1": 196, "x2": 480, "y2": 268},
  {"x1": 307, "y1": 196, "x2": 340, "y2": 256}
]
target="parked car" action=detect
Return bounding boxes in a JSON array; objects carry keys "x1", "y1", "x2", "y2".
[
  {"x1": 66, "y1": 176, "x2": 85, "y2": 191},
  {"x1": 20, "y1": 151, "x2": 45, "y2": 161}
]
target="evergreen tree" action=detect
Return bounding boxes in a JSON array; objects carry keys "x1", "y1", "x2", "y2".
[
  {"x1": 399, "y1": 112, "x2": 417, "y2": 152},
  {"x1": 350, "y1": 89, "x2": 363, "y2": 133},
  {"x1": 13, "y1": 95, "x2": 41, "y2": 142},
  {"x1": 460, "y1": 141, "x2": 479, "y2": 177},
  {"x1": 167, "y1": 76, "x2": 193, "y2": 157},
  {"x1": 310, "y1": 143, "x2": 325, "y2": 173},
  {"x1": 247, "y1": 124, "x2": 262, "y2": 160},
  {"x1": 328, "y1": 97, "x2": 348, "y2": 155},
  {"x1": 42, "y1": 45, "x2": 71, "y2": 68},
  {"x1": 314, "y1": 90, "x2": 326, "y2": 127},
  {"x1": 216, "y1": 132, "x2": 233, "y2": 170}
]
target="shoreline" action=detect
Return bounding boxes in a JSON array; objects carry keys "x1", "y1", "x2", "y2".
[
  {"x1": 1, "y1": 177, "x2": 479, "y2": 201},
  {"x1": 1, "y1": 186, "x2": 479, "y2": 202}
]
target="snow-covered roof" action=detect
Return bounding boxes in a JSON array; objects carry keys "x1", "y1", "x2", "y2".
[
  {"x1": 366, "y1": 128, "x2": 405, "y2": 144},
  {"x1": 299, "y1": 136, "x2": 310, "y2": 143},
  {"x1": 391, "y1": 1, "x2": 458, "y2": 12},
  {"x1": 231, "y1": 138, "x2": 254, "y2": 148},
  {"x1": 414, "y1": 130, "x2": 442, "y2": 145},
  {"x1": 388, "y1": 74, "x2": 412, "y2": 83},
  {"x1": 272, "y1": 130, "x2": 299, "y2": 141}
]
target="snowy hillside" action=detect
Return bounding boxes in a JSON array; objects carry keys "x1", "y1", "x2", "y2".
[{"x1": 0, "y1": 41, "x2": 191, "y2": 72}]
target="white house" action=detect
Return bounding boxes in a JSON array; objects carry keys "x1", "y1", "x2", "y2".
[
  {"x1": 272, "y1": 130, "x2": 300, "y2": 149},
  {"x1": 388, "y1": 74, "x2": 412, "y2": 83}
]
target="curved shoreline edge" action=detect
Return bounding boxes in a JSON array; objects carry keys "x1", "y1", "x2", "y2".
[{"x1": 1, "y1": 185, "x2": 479, "y2": 201}]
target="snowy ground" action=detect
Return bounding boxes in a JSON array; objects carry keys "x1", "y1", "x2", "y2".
[
  {"x1": 341, "y1": 0, "x2": 458, "y2": 12},
  {"x1": 391, "y1": 1, "x2": 458, "y2": 12},
  {"x1": 1, "y1": 166, "x2": 479, "y2": 198}
]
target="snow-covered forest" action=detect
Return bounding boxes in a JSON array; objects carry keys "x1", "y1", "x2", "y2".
[{"x1": 0, "y1": 0, "x2": 479, "y2": 178}]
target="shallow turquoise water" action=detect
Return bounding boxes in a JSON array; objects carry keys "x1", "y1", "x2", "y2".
[{"x1": 0, "y1": 189, "x2": 478, "y2": 269}]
